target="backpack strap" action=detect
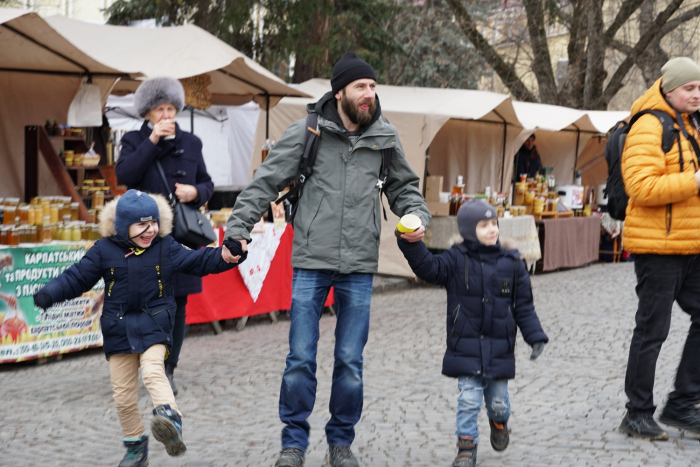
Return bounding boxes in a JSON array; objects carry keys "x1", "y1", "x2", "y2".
[
  {"x1": 276, "y1": 113, "x2": 320, "y2": 223},
  {"x1": 378, "y1": 147, "x2": 393, "y2": 221},
  {"x1": 675, "y1": 111, "x2": 700, "y2": 172}
]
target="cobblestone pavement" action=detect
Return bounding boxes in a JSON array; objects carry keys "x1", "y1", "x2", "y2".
[{"x1": 2, "y1": 262, "x2": 700, "y2": 466}]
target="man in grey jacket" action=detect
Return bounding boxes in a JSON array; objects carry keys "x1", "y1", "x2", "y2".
[{"x1": 223, "y1": 52, "x2": 430, "y2": 467}]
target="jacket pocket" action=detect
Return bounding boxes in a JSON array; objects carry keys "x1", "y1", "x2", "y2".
[
  {"x1": 303, "y1": 193, "x2": 324, "y2": 244},
  {"x1": 142, "y1": 302, "x2": 174, "y2": 342},
  {"x1": 372, "y1": 198, "x2": 381, "y2": 245},
  {"x1": 448, "y1": 304, "x2": 468, "y2": 352}
]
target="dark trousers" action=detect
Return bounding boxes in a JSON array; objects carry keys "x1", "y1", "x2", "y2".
[
  {"x1": 625, "y1": 253, "x2": 700, "y2": 414},
  {"x1": 165, "y1": 296, "x2": 188, "y2": 367}
]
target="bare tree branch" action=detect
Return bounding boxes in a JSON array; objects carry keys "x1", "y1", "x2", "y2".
[
  {"x1": 660, "y1": 5, "x2": 700, "y2": 35},
  {"x1": 445, "y1": 0, "x2": 536, "y2": 101},
  {"x1": 560, "y1": 0, "x2": 587, "y2": 108},
  {"x1": 603, "y1": 0, "x2": 646, "y2": 42},
  {"x1": 522, "y1": 0, "x2": 559, "y2": 103},
  {"x1": 600, "y1": 0, "x2": 685, "y2": 109},
  {"x1": 584, "y1": 0, "x2": 606, "y2": 108}
]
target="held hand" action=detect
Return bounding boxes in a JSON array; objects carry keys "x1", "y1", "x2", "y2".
[
  {"x1": 530, "y1": 342, "x2": 546, "y2": 360},
  {"x1": 221, "y1": 245, "x2": 241, "y2": 264},
  {"x1": 174, "y1": 183, "x2": 199, "y2": 203},
  {"x1": 149, "y1": 120, "x2": 176, "y2": 144},
  {"x1": 33, "y1": 291, "x2": 52, "y2": 311},
  {"x1": 400, "y1": 225, "x2": 426, "y2": 243}
]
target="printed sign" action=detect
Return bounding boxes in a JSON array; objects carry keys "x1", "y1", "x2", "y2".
[{"x1": 0, "y1": 243, "x2": 104, "y2": 363}]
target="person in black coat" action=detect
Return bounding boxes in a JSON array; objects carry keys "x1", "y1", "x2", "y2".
[
  {"x1": 33, "y1": 190, "x2": 244, "y2": 467},
  {"x1": 115, "y1": 77, "x2": 214, "y2": 396},
  {"x1": 397, "y1": 200, "x2": 548, "y2": 467}
]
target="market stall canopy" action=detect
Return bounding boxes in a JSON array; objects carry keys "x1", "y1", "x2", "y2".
[
  {"x1": 251, "y1": 79, "x2": 523, "y2": 277},
  {"x1": 0, "y1": 8, "x2": 140, "y2": 199},
  {"x1": 508, "y1": 101, "x2": 629, "y2": 188},
  {"x1": 45, "y1": 15, "x2": 309, "y2": 109}
]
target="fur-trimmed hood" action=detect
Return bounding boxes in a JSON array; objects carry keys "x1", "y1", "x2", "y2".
[{"x1": 99, "y1": 192, "x2": 173, "y2": 239}]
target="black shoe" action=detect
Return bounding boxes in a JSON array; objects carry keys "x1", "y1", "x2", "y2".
[
  {"x1": 489, "y1": 418, "x2": 510, "y2": 451},
  {"x1": 275, "y1": 448, "x2": 305, "y2": 467},
  {"x1": 151, "y1": 404, "x2": 186, "y2": 457},
  {"x1": 452, "y1": 437, "x2": 477, "y2": 467},
  {"x1": 328, "y1": 445, "x2": 359, "y2": 467},
  {"x1": 659, "y1": 404, "x2": 700, "y2": 435},
  {"x1": 119, "y1": 434, "x2": 149, "y2": 467},
  {"x1": 618, "y1": 412, "x2": 668, "y2": 440},
  {"x1": 164, "y1": 363, "x2": 178, "y2": 396}
]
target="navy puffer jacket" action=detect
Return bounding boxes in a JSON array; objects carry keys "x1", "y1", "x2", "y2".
[
  {"x1": 37, "y1": 194, "x2": 242, "y2": 358},
  {"x1": 116, "y1": 121, "x2": 214, "y2": 296},
  {"x1": 398, "y1": 239, "x2": 548, "y2": 379}
]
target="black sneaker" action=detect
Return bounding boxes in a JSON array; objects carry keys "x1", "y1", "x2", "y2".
[
  {"x1": 328, "y1": 445, "x2": 359, "y2": 467},
  {"x1": 151, "y1": 404, "x2": 187, "y2": 457},
  {"x1": 275, "y1": 448, "x2": 305, "y2": 467},
  {"x1": 119, "y1": 434, "x2": 149, "y2": 467},
  {"x1": 452, "y1": 437, "x2": 477, "y2": 467},
  {"x1": 659, "y1": 404, "x2": 700, "y2": 435},
  {"x1": 489, "y1": 418, "x2": 510, "y2": 451},
  {"x1": 618, "y1": 412, "x2": 668, "y2": 440}
]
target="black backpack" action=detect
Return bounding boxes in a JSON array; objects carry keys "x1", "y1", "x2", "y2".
[
  {"x1": 277, "y1": 113, "x2": 393, "y2": 223},
  {"x1": 604, "y1": 110, "x2": 677, "y2": 220}
]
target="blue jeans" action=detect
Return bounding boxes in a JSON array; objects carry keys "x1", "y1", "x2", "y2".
[
  {"x1": 456, "y1": 376, "x2": 511, "y2": 445},
  {"x1": 279, "y1": 269, "x2": 373, "y2": 450}
]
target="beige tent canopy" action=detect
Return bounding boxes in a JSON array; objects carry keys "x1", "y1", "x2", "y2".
[
  {"x1": 0, "y1": 8, "x2": 137, "y2": 198},
  {"x1": 45, "y1": 15, "x2": 309, "y2": 111},
  {"x1": 251, "y1": 79, "x2": 524, "y2": 276},
  {"x1": 510, "y1": 102, "x2": 628, "y2": 188}
]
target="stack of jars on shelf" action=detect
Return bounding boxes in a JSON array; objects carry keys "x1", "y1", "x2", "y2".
[
  {"x1": 0, "y1": 197, "x2": 101, "y2": 246},
  {"x1": 77, "y1": 179, "x2": 109, "y2": 209},
  {"x1": 512, "y1": 170, "x2": 557, "y2": 216}
]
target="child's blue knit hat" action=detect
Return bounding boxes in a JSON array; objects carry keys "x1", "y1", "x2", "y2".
[
  {"x1": 114, "y1": 190, "x2": 160, "y2": 239},
  {"x1": 457, "y1": 200, "x2": 497, "y2": 244}
]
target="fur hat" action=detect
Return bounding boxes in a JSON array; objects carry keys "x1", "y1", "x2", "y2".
[
  {"x1": 457, "y1": 200, "x2": 498, "y2": 245},
  {"x1": 134, "y1": 77, "x2": 186, "y2": 117}
]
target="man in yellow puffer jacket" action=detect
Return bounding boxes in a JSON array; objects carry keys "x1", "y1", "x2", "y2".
[{"x1": 619, "y1": 57, "x2": 700, "y2": 441}]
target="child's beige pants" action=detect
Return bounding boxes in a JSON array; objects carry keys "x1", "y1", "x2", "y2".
[{"x1": 109, "y1": 344, "x2": 181, "y2": 438}]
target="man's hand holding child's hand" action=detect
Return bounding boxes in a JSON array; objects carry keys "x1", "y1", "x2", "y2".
[
  {"x1": 530, "y1": 342, "x2": 546, "y2": 360},
  {"x1": 222, "y1": 238, "x2": 248, "y2": 264}
]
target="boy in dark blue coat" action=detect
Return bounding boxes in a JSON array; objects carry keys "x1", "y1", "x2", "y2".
[
  {"x1": 33, "y1": 190, "x2": 246, "y2": 467},
  {"x1": 397, "y1": 200, "x2": 548, "y2": 467}
]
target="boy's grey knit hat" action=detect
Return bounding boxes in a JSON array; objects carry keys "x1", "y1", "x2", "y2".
[
  {"x1": 457, "y1": 200, "x2": 497, "y2": 244},
  {"x1": 134, "y1": 77, "x2": 186, "y2": 117}
]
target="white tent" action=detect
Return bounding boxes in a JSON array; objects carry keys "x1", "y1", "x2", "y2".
[{"x1": 45, "y1": 15, "x2": 308, "y2": 110}]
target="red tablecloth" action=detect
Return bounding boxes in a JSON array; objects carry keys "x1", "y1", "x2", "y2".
[{"x1": 186, "y1": 224, "x2": 333, "y2": 324}]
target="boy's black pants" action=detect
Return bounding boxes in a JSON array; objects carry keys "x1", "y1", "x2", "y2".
[{"x1": 625, "y1": 253, "x2": 700, "y2": 415}]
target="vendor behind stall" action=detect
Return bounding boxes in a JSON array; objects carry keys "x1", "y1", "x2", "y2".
[{"x1": 514, "y1": 134, "x2": 543, "y2": 179}]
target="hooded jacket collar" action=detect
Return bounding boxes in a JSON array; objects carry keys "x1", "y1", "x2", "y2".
[{"x1": 312, "y1": 90, "x2": 383, "y2": 135}]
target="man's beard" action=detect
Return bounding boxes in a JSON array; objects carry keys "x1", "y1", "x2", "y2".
[{"x1": 341, "y1": 92, "x2": 376, "y2": 126}]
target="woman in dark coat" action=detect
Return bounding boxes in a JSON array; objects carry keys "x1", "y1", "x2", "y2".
[{"x1": 116, "y1": 76, "x2": 214, "y2": 396}]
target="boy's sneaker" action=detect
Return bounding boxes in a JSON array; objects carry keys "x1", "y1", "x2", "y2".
[
  {"x1": 452, "y1": 437, "x2": 477, "y2": 467},
  {"x1": 618, "y1": 411, "x2": 668, "y2": 440},
  {"x1": 119, "y1": 434, "x2": 149, "y2": 467},
  {"x1": 659, "y1": 404, "x2": 700, "y2": 435},
  {"x1": 489, "y1": 418, "x2": 510, "y2": 451},
  {"x1": 327, "y1": 445, "x2": 359, "y2": 467},
  {"x1": 151, "y1": 404, "x2": 187, "y2": 457},
  {"x1": 275, "y1": 447, "x2": 305, "y2": 467}
]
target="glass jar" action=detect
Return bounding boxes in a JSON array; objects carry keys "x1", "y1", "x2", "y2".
[
  {"x1": 3, "y1": 206, "x2": 16, "y2": 226},
  {"x1": 71, "y1": 224, "x2": 82, "y2": 242},
  {"x1": 4, "y1": 198, "x2": 19, "y2": 206},
  {"x1": 49, "y1": 204, "x2": 60, "y2": 223},
  {"x1": 60, "y1": 223, "x2": 72, "y2": 241},
  {"x1": 7, "y1": 227, "x2": 19, "y2": 246},
  {"x1": 88, "y1": 209, "x2": 97, "y2": 224},
  {"x1": 89, "y1": 224, "x2": 101, "y2": 241},
  {"x1": 40, "y1": 224, "x2": 52, "y2": 243},
  {"x1": 0, "y1": 227, "x2": 8, "y2": 245},
  {"x1": 81, "y1": 224, "x2": 90, "y2": 241},
  {"x1": 30, "y1": 226, "x2": 38, "y2": 243},
  {"x1": 70, "y1": 202, "x2": 79, "y2": 221},
  {"x1": 92, "y1": 190, "x2": 104, "y2": 208}
]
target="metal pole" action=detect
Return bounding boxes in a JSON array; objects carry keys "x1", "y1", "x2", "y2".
[
  {"x1": 265, "y1": 94, "x2": 270, "y2": 140},
  {"x1": 423, "y1": 146, "x2": 430, "y2": 197},
  {"x1": 573, "y1": 129, "x2": 581, "y2": 183},
  {"x1": 190, "y1": 107, "x2": 194, "y2": 133},
  {"x1": 499, "y1": 121, "x2": 508, "y2": 192}
]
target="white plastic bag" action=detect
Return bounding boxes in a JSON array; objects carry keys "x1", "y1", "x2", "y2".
[{"x1": 67, "y1": 83, "x2": 102, "y2": 127}]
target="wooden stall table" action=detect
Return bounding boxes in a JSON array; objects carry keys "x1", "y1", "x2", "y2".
[
  {"x1": 535, "y1": 216, "x2": 601, "y2": 272},
  {"x1": 186, "y1": 223, "x2": 333, "y2": 330},
  {"x1": 423, "y1": 215, "x2": 542, "y2": 269}
]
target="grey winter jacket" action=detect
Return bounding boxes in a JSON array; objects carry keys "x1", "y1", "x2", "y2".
[{"x1": 226, "y1": 92, "x2": 431, "y2": 273}]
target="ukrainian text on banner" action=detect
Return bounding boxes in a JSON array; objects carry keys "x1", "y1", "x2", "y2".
[{"x1": 0, "y1": 243, "x2": 104, "y2": 363}]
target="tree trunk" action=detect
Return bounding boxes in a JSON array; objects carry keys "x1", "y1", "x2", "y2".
[
  {"x1": 583, "y1": 0, "x2": 606, "y2": 109},
  {"x1": 292, "y1": 0, "x2": 333, "y2": 83},
  {"x1": 521, "y1": 0, "x2": 559, "y2": 104},
  {"x1": 636, "y1": 0, "x2": 668, "y2": 87},
  {"x1": 560, "y1": 0, "x2": 587, "y2": 108}
]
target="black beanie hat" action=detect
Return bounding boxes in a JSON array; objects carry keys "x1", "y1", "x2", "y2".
[
  {"x1": 457, "y1": 200, "x2": 498, "y2": 245},
  {"x1": 331, "y1": 52, "x2": 377, "y2": 95}
]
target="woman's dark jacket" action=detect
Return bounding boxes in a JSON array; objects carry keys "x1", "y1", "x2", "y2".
[
  {"x1": 116, "y1": 121, "x2": 214, "y2": 297},
  {"x1": 38, "y1": 235, "x2": 238, "y2": 358},
  {"x1": 398, "y1": 239, "x2": 548, "y2": 379}
]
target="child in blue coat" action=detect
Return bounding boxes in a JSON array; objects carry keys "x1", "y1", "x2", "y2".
[
  {"x1": 398, "y1": 200, "x2": 548, "y2": 467},
  {"x1": 33, "y1": 190, "x2": 246, "y2": 467}
]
